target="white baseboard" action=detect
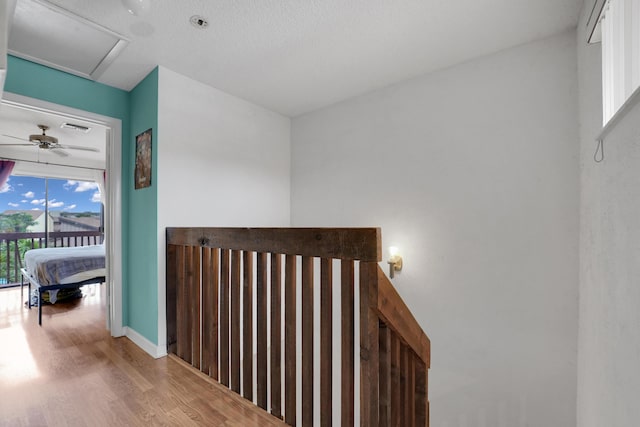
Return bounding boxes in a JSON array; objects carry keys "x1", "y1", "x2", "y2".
[
  {"x1": 124, "y1": 326, "x2": 168, "y2": 359},
  {"x1": 110, "y1": 325, "x2": 126, "y2": 338}
]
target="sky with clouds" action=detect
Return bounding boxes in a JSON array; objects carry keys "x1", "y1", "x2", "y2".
[{"x1": 0, "y1": 176, "x2": 101, "y2": 213}]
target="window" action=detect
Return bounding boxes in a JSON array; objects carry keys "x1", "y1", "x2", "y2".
[
  {"x1": 0, "y1": 174, "x2": 103, "y2": 286},
  {"x1": 596, "y1": 0, "x2": 640, "y2": 124}
]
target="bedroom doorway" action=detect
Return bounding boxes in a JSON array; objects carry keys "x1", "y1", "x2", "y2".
[{"x1": 0, "y1": 93, "x2": 123, "y2": 335}]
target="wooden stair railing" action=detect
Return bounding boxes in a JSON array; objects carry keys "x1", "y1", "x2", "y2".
[{"x1": 166, "y1": 227, "x2": 430, "y2": 426}]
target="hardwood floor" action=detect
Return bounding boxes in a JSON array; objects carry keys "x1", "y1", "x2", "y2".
[{"x1": 0, "y1": 285, "x2": 287, "y2": 426}]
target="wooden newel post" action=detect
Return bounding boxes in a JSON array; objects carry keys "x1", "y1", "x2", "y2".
[{"x1": 360, "y1": 261, "x2": 380, "y2": 426}]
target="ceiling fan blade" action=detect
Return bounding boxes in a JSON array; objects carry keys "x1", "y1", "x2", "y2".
[
  {"x1": 50, "y1": 148, "x2": 70, "y2": 157},
  {"x1": 58, "y1": 144, "x2": 100, "y2": 152},
  {"x1": 1, "y1": 134, "x2": 31, "y2": 143},
  {"x1": 0, "y1": 143, "x2": 34, "y2": 146}
]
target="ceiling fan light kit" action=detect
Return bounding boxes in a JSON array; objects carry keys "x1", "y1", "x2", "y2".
[{"x1": 29, "y1": 124, "x2": 58, "y2": 147}]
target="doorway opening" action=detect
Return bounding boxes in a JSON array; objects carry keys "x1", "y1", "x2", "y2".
[{"x1": 0, "y1": 92, "x2": 123, "y2": 335}]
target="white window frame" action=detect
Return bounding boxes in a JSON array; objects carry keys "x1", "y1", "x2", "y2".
[{"x1": 596, "y1": 0, "x2": 640, "y2": 124}]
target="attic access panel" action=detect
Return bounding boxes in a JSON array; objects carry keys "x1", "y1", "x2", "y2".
[{"x1": 8, "y1": 0, "x2": 128, "y2": 80}]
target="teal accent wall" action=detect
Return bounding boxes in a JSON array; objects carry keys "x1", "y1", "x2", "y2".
[
  {"x1": 128, "y1": 68, "x2": 159, "y2": 342},
  {"x1": 4, "y1": 56, "x2": 161, "y2": 345}
]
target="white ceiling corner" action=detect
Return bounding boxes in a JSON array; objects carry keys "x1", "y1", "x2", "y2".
[{"x1": 9, "y1": 0, "x2": 582, "y2": 117}]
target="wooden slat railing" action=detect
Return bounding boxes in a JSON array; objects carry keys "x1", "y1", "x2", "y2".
[{"x1": 166, "y1": 227, "x2": 430, "y2": 426}]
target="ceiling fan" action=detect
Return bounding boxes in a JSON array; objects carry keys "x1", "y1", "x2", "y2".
[{"x1": 0, "y1": 124, "x2": 99, "y2": 157}]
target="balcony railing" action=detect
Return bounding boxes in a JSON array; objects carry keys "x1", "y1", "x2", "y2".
[{"x1": 0, "y1": 231, "x2": 103, "y2": 287}]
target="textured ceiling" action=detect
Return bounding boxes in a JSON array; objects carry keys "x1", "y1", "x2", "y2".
[{"x1": 16, "y1": 0, "x2": 581, "y2": 116}]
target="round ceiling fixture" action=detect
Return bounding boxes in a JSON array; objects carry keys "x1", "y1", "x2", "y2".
[
  {"x1": 190, "y1": 15, "x2": 209, "y2": 29},
  {"x1": 122, "y1": 0, "x2": 151, "y2": 17}
]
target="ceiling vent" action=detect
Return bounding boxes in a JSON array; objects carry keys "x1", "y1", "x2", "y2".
[
  {"x1": 61, "y1": 122, "x2": 91, "y2": 133},
  {"x1": 8, "y1": 0, "x2": 129, "y2": 80}
]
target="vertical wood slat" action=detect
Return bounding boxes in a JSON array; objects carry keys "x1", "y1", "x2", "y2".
[
  {"x1": 271, "y1": 253, "x2": 283, "y2": 419},
  {"x1": 183, "y1": 246, "x2": 194, "y2": 365},
  {"x1": 206, "y1": 248, "x2": 220, "y2": 380},
  {"x1": 301, "y1": 256, "x2": 314, "y2": 427},
  {"x1": 166, "y1": 244, "x2": 180, "y2": 355},
  {"x1": 360, "y1": 261, "x2": 379, "y2": 427},
  {"x1": 390, "y1": 333, "x2": 401, "y2": 427},
  {"x1": 400, "y1": 344, "x2": 407, "y2": 427},
  {"x1": 409, "y1": 353, "x2": 416, "y2": 427},
  {"x1": 201, "y1": 247, "x2": 212, "y2": 376},
  {"x1": 320, "y1": 258, "x2": 333, "y2": 427},
  {"x1": 284, "y1": 254, "x2": 297, "y2": 426},
  {"x1": 176, "y1": 245, "x2": 187, "y2": 360},
  {"x1": 190, "y1": 246, "x2": 201, "y2": 370},
  {"x1": 341, "y1": 259, "x2": 355, "y2": 427},
  {"x1": 379, "y1": 323, "x2": 391, "y2": 427},
  {"x1": 231, "y1": 250, "x2": 242, "y2": 393},
  {"x1": 426, "y1": 369, "x2": 430, "y2": 427},
  {"x1": 415, "y1": 359, "x2": 427, "y2": 427},
  {"x1": 243, "y1": 250, "x2": 254, "y2": 401},
  {"x1": 257, "y1": 252, "x2": 268, "y2": 410},
  {"x1": 220, "y1": 249, "x2": 231, "y2": 387},
  {"x1": 183, "y1": 246, "x2": 193, "y2": 363}
]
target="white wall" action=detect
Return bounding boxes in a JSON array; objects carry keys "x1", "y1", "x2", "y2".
[
  {"x1": 291, "y1": 31, "x2": 579, "y2": 426},
  {"x1": 577, "y1": 2, "x2": 640, "y2": 425},
  {"x1": 156, "y1": 66, "x2": 291, "y2": 349}
]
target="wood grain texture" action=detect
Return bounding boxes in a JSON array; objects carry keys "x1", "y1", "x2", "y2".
[
  {"x1": 189, "y1": 246, "x2": 201, "y2": 370},
  {"x1": 231, "y1": 250, "x2": 241, "y2": 393},
  {"x1": 284, "y1": 254, "x2": 297, "y2": 426},
  {"x1": 176, "y1": 245, "x2": 187, "y2": 361},
  {"x1": 220, "y1": 249, "x2": 231, "y2": 387},
  {"x1": 201, "y1": 247, "x2": 212, "y2": 376},
  {"x1": 166, "y1": 244, "x2": 179, "y2": 355},
  {"x1": 166, "y1": 227, "x2": 382, "y2": 262},
  {"x1": 415, "y1": 359, "x2": 428, "y2": 427},
  {"x1": 0, "y1": 286, "x2": 288, "y2": 427},
  {"x1": 390, "y1": 332, "x2": 401, "y2": 427},
  {"x1": 320, "y1": 258, "x2": 333, "y2": 427},
  {"x1": 409, "y1": 352, "x2": 416, "y2": 427},
  {"x1": 379, "y1": 323, "x2": 391, "y2": 427},
  {"x1": 211, "y1": 248, "x2": 221, "y2": 380},
  {"x1": 359, "y1": 261, "x2": 379, "y2": 427},
  {"x1": 243, "y1": 250, "x2": 254, "y2": 401},
  {"x1": 400, "y1": 344, "x2": 407, "y2": 427},
  {"x1": 301, "y1": 256, "x2": 314, "y2": 427},
  {"x1": 271, "y1": 253, "x2": 283, "y2": 419},
  {"x1": 376, "y1": 268, "x2": 431, "y2": 367},
  {"x1": 183, "y1": 246, "x2": 195, "y2": 365},
  {"x1": 257, "y1": 252, "x2": 268, "y2": 410},
  {"x1": 341, "y1": 259, "x2": 355, "y2": 427}
]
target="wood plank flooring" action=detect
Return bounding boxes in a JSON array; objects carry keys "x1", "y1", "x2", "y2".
[{"x1": 0, "y1": 285, "x2": 287, "y2": 426}]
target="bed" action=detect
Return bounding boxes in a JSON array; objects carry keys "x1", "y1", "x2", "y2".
[{"x1": 20, "y1": 244, "x2": 106, "y2": 325}]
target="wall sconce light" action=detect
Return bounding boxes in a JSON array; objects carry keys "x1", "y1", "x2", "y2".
[
  {"x1": 388, "y1": 246, "x2": 403, "y2": 279},
  {"x1": 122, "y1": 0, "x2": 151, "y2": 16}
]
